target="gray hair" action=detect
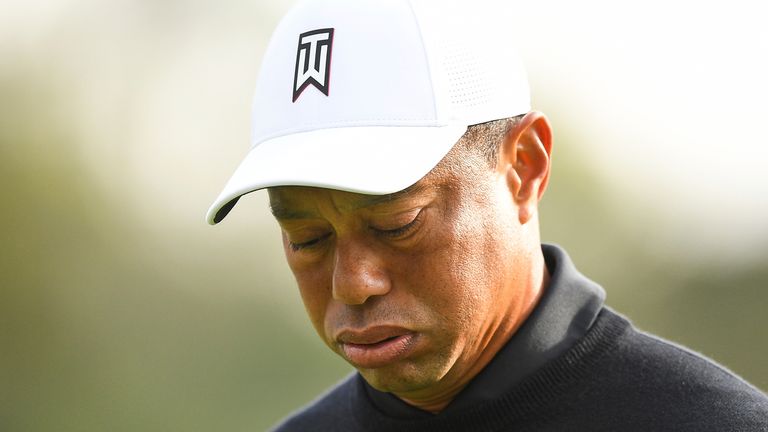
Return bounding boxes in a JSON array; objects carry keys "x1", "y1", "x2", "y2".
[{"x1": 458, "y1": 115, "x2": 525, "y2": 167}]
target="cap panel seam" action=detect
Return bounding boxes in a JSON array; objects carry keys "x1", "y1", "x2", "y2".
[{"x1": 404, "y1": 0, "x2": 439, "y2": 121}]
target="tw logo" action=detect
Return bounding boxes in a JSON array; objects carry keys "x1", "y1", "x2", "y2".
[{"x1": 293, "y1": 28, "x2": 335, "y2": 103}]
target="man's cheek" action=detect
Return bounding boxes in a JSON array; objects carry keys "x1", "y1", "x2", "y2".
[{"x1": 295, "y1": 283, "x2": 329, "y2": 336}]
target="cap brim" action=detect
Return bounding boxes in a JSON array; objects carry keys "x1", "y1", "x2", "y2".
[{"x1": 206, "y1": 124, "x2": 468, "y2": 224}]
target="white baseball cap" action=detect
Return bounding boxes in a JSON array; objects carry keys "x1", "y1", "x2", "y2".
[{"x1": 207, "y1": 0, "x2": 530, "y2": 224}]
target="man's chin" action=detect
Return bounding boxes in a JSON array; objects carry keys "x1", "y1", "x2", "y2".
[{"x1": 355, "y1": 361, "x2": 445, "y2": 395}]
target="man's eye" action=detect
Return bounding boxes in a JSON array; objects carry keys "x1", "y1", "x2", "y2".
[
  {"x1": 372, "y1": 211, "x2": 423, "y2": 239},
  {"x1": 289, "y1": 233, "x2": 331, "y2": 252}
]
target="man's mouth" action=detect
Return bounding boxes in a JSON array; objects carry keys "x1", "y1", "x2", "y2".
[{"x1": 336, "y1": 327, "x2": 418, "y2": 369}]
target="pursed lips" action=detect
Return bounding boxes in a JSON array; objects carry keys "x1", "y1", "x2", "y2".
[
  {"x1": 335, "y1": 325, "x2": 418, "y2": 369},
  {"x1": 336, "y1": 325, "x2": 411, "y2": 345}
]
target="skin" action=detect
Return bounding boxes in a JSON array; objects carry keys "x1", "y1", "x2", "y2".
[{"x1": 268, "y1": 112, "x2": 553, "y2": 413}]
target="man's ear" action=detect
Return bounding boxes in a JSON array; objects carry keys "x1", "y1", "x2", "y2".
[{"x1": 498, "y1": 111, "x2": 553, "y2": 225}]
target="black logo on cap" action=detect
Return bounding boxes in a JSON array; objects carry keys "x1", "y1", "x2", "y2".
[{"x1": 293, "y1": 28, "x2": 335, "y2": 103}]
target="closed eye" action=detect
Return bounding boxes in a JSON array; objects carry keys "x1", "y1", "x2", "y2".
[
  {"x1": 371, "y1": 211, "x2": 423, "y2": 239},
  {"x1": 289, "y1": 233, "x2": 331, "y2": 252}
]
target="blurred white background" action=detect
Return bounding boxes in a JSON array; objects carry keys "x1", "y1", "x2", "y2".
[{"x1": 2, "y1": 1, "x2": 766, "y2": 430}]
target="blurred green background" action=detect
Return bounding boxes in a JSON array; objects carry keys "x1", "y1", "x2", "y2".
[{"x1": 2, "y1": 1, "x2": 766, "y2": 431}]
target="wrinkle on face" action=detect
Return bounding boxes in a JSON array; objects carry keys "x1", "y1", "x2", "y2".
[{"x1": 267, "y1": 143, "x2": 546, "y2": 411}]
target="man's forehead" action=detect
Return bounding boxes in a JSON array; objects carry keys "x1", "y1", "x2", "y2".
[{"x1": 267, "y1": 181, "x2": 431, "y2": 220}]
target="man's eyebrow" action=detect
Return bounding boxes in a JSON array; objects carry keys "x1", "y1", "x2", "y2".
[
  {"x1": 268, "y1": 204, "x2": 316, "y2": 220},
  {"x1": 269, "y1": 182, "x2": 428, "y2": 220}
]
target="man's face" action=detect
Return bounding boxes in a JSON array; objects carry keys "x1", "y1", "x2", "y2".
[{"x1": 267, "y1": 149, "x2": 533, "y2": 401}]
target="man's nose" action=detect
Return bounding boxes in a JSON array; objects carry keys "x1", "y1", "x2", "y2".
[{"x1": 332, "y1": 239, "x2": 391, "y2": 305}]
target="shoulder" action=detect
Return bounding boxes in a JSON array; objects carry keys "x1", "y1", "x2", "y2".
[
  {"x1": 615, "y1": 314, "x2": 763, "y2": 397},
  {"x1": 270, "y1": 372, "x2": 362, "y2": 432},
  {"x1": 580, "y1": 309, "x2": 768, "y2": 430}
]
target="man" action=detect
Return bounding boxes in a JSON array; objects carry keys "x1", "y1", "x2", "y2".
[{"x1": 207, "y1": 0, "x2": 768, "y2": 430}]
